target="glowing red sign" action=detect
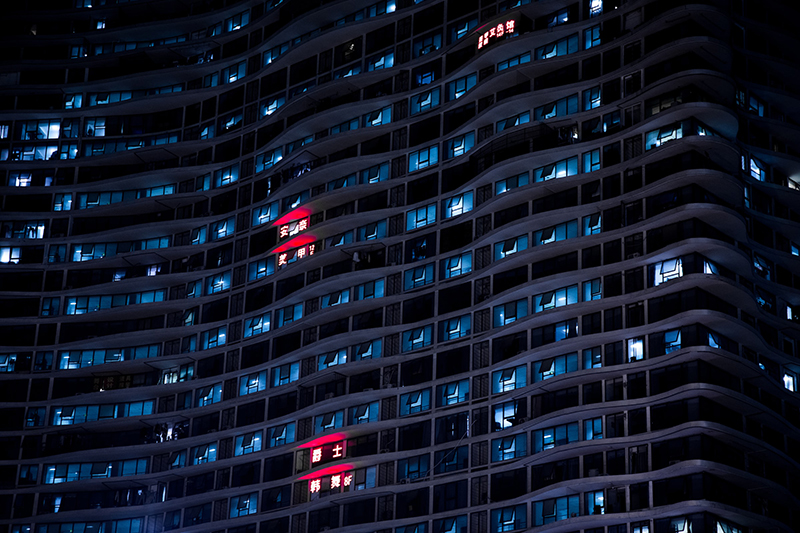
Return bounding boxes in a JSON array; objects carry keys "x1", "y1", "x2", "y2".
[
  {"x1": 277, "y1": 243, "x2": 316, "y2": 267},
  {"x1": 279, "y1": 217, "x2": 310, "y2": 241},
  {"x1": 477, "y1": 20, "x2": 516, "y2": 50},
  {"x1": 309, "y1": 472, "x2": 353, "y2": 494},
  {"x1": 311, "y1": 441, "x2": 345, "y2": 465}
]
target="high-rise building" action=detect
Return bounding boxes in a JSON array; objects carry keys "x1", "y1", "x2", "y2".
[{"x1": 1, "y1": 1, "x2": 799, "y2": 533}]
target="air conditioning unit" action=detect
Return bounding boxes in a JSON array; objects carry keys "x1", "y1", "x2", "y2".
[
  {"x1": 627, "y1": 252, "x2": 641, "y2": 259},
  {"x1": 517, "y1": 417, "x2": 528, "y2": 423},
  {"x1": 380, "y1": 448, "x2": 391, "y2": 454},
  {"x1": 382, "y1": 383, "x2": 395, "y2": 389},
  {"x1": 399, "y1": 478, "x2": 409, "y2": 484},
  {"x1": 325, "y1": 392, "x2": 335, "y2": 400},
  {"x1": 588, "y1": 468, "x2": 600, "y2": 477}
]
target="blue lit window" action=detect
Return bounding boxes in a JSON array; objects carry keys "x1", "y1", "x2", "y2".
[
  {"x1": 256, "y1": 148, "x2": 283, "y2": 172},
  {"x1": 0, "y1": 354, "x2": 17, "y2": 373},
  {"x1": 400, "y1": 388, "x2": 431, "y2": 415},
  {"x1": 252, "y1": 201, "x2": 278, "y2": 227},
  {"x1": 664, "y1": 329, "x2": 681, "y2": 353},
  {"x1": 410, "y1": 88, "x2": 441, "y2": 115},
  {"x1": 583, "y1": 86, "x2": 601, "y2": 110},
  {"x1": 446, "y1": 73, "x2": 477, "y2": 101},
  {"x1": 321, "y1": 290, "x2": 349, "y2": 308},
  {"x1": 497, "y1": 52, "x2": 530, "y2": 71},
  {"x1": 328, "y1": 172, "x2": 356, "y2": 190},
  {"x1": 261, "y1": 96, "x2": 285, "y2": 116},
  {"x1": 533, "y1": 220, "x2": 577, "y2": 245},
  {"x1": 191, "y1": 443, "x2": 217, "y2": 465},
  {"x1": 276, "y1": 304, "x2": 302, "y2": 327},
  {"x1": 361, "y1": 162, "x2": 389, "y2": 184},
  {"x1": 209, "y1": 217, "x2": 234, "y2": 241},
  {"x1": 492, "y1": 365, "x2": 526, "y2": 393},
  {"x1": 750, "y1": 157, "x2": 766, "y2": 181},
  {"x1": 213, "y1": 164, "x2": 238, "y2": 188},
  {"x1": 583, "y1": 347, "x2": 602, "y2": 369},
  {"x1": 402, "y1": 325, "x2": 433, "y2": 352},
  {"x1": 582, "y1": 213, "x2": 601, "y2": 236},
  {"x1": 235, "y1": 431, "x2": 261, "y2": 456},
  {"x1": 496, "y1": 172, "x2": 529, "y2": 194},
  {"x1": 225, "y1": 10, "x2": 249, "y2": 32},
  {"x1": 533, "y1": 157, "x2": 578, "y2": 182},
  {"x1": 229, "y1": 492, "x2": 258, "y2": 518},
  {"x1": 444, "y1": 132, "x2": 474, "y2": 159},
  {"x1": 263, "y1": 42, "x2": 289, "y2": 66},
  {"x1": 314, "y1": 410, "x2": 344, "y2": 433},
  {"x1": 583, "y1": 278, "x2": 602, "y2": 301},
  {"x1": 495, "y1": 234, "x2": 528, "y2": 260},
  {"x1": 367, "y1": 50, "x2": 394, "y2": 71},
  {"x1": 494, "y1": 400, "x2": 524, "y2": 430},
  {"x1": 355, "y1": 279, "x2": 384, "y2": 300},
  {"x1": 409, "y1": 145, "x2": 439, "y2": 172},
  {"x1": 645, "y1": 123, "x2": 683, "y2": 150},
  {"x1": 405, "y1": 263, "x2": 435, "y2": 290},
  {"x1": 186, "y1": 280, "x2": 202, "y2": 298},
  {"x1": 449, "y1": 17, "x2": 477, "y2": 42},
  {"x1": 272, "y1": 362, "x2": 299, "y2": 387},
  {"x1": 497, "y1": 112, "x2": 530, "y2": 132},
  {"x1": 331, "y1": 117, "x2": 359, "y2": 135},
  {"x1": 407, "y1": 203, "x2": 436, "y2": 230},
  {"x1": 286, "y1": 136, "x2": 313, "y2": 155},
  {"x1": 222, "y1": 61, "x2": 246, "y2": 84},
  {"x1": 443, "y1": 192, "x2": 473, "y2": 218},
  {"x1": 533, "y1": 422, "x2": 579, "y2": 453},
  {"x1": 440, "y1": 252, "x2": 472, "y2": 279},
  {"x1": 239, "y1": 370, "x2": 267, "y2": 396},
  {"x1": 493, "y1": 299, "x2": 528, "y2": 327},
  {"x1": 534, "y1": 285, "x2": 578, "y2": 313},
  {"x1": 397, "y1": 454, "x2": 429, "y2": 483},
  {"x1": 434, "y1": 516, "x2": 467, "y2": 533},
  {"x1": 363, "y1": 106, "x2": 392, "y2": 127},
  {"x1": 267, "y1": 423, "x2": 295, "y2": 448},
  {"x1": 434, "y1": 446, "x2": 468, "y2": 473},
  {"x1": 357, "y1": 220, "x2": 386, "y2": 241},
  {"x1": 334, "y1": 63, "x2": 362, "y2": 78},
  {"x1": 589, "y1": 0, "x2": 603, "y2": 16},
  {"x1": 534, "y1": 352, "x2": 578, "y2": 382},
  {"x1": 491, "y1": 434, "x2": 526, "y2": 463},
  {"x1": 283, "y1": 190, "x2": 310, "y2": 211},
  {"x1": 248, "y1": 257, "x2": 275, "y2": 281},
  {"x1": 535, "y1": 34, "x2": 578, "y2": 59},
  {"x1": 533, "y1": 496, "x2": 579, "y2": 526},
  {"x1": 438, "y1": 315, "x2": 471, "y2": 341},
  {"x1": 353, "y1": 338, "x2": 381, "y2": 360},
  {"x1": 413, "y1": 32, "x2": 442, "y2": 57},
  {"x1": 651, "y1": 258, "x2": 683, "y2": 286},
  {"x1": 244, "y1": 312, "x2": 270, "y2": 338},
  {"x1": 534, "y1": 94, "x2": 578, "y2": 120},
  {"x1": 492, "y1": 504, "x2": 527, "y2": 532},
  {"x1": 350, "y1": 402, "x2": 379, "y2": 424},
  {"x1": 205, "y1": 271, "x2": 231, "y2": 294},
  {"x1": 583, "y1": 149, "x2": 600, "y2": 172},
  {"x1": 196, "y1": 383, "x2": 222, "y2": 406},
  {"x1": 437, "y1": 379, "x2": 469, "y2": 406},
  {"x1": 318, "y1": 349, "x2": 347, "y2": 371},
  {"x1": 584, "y1": 417, "x2": 603, "y2": 440},
  {"x1": 584, "y1": 25, "x2": 601, "y2": 49},
  {"x1": 326, "y1": 230, "x2": 353, "y2": 248},
  {"x1": 548, "y1": 8, "x2": 570, "y2": 27}
]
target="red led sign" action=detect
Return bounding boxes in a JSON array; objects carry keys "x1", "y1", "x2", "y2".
[
  {"x1": 477, "y1": 20, "x2": 516, "y2": 50},
  {"x1": 310, "y1": 441, "x2": 345, "y2": 466},
  {"x1": 309, "y1": 471, "x2": 354, "y2": 495},
  {"x1": 277, "y1": 243, "x2": 316, "y2": 267},
  {"x1": 279, "y1": 217, "x2": 310, "y2": 241}
]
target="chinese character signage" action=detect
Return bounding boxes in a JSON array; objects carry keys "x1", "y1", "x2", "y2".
[
  {"x1": 279, "y1": 217, "x2": 310, "y2": 241},
  {"x1": 309, "y1": 471, "x2": 354, "y2": 495},
  {"x1": 277, "y1": 243, "x2": 316, "y2": 267},
  {"x1": 310, "y1": 441, "x2": 345, "y2": 466},
  {"x1": 477, "y1": 19, "x2": 516, "y2": 50}
]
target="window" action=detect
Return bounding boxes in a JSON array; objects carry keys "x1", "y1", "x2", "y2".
[
  {"x1": 201, "y1": 326, "x2": 226, "y2": 349},
  {"x1": 589, "y1": 0, "x2": 602, "y2": 17},
  {"x1": 443, "y1": 192, "x2": 473, "y2": 218},
  {"x1": 209, "y1": 217, "x2": 234, "y2": 240},
  {"x1": 276, "y1": 304, "x2": 302, "y2": 327},
  {"x1": 534, "y1": 285, "x2": 578, "y2": 313},
  {"x1": 234, "y1": 431, "x2": 262, "y2": 457},
  {"x1": 248, "y1": 257, "x2": 275, "y2": 280},
  {"x1": 437, "y1": 379, "x2": 470, "y2": 406},
  {"x1": 493, "y1": 299, "x2": 527, "y2": 327},
  {"x1": 446, "y1": 73, "x2": 477, "y2": 101},
  {"x1": 433, "y1": 516, "x2": 467, "y2": 533},
  {"x1": 400, "y1": 389, "x2": 431, "y2": 415},
  {"x1": 439, "y1": 315, "x2": 471, "y2": 341},
  {"x1": 272, "y1": 362, "x2": 299, "y2": 387},
  {"x1": 496, "y1": 172, "x2": 529, "y2": 194},
  {"x1": 410, "y1": 88, "x2": 441, "y2": 115},
  {"x1": 492, "y1": 365, "x2": 526, "y2": 393},
  {"x1": 498, "y1": 52, "x2": 530, "y2": 71},
  {"x1": 367, "y1": 49, "x2": 394, "y2": 71},
  {"x1": 263, "y1": 42, "x2": 289, "y2": 65},
  {"x1": 627, "y1": 337, "x2": 644, "y2": 362},
  {"x1": 239, "y1": 370, "x2": 267, "y2": 396},
  {"x1": 267, "y1": 423, "x2": 295, "y2": 448},
  {"x1": 407, "y1": 203, "x2": 437, "y2": 230},
  {"x1": 583, "y1": 86, "x2": 601, "y2": 110},
  {"x1": 652, "y1": 258, "x2": 683, "y2": 285},
  {"x1": 450, "y1": 17, "x2": 477, "y2": 42},
  {"x1": 495, "y1": 235, "x2": 528, "y2": 260},
  {"x1": 331, "y1": 117, "x2": 359, "y2": 135},
  {"x1": 361, "y1": 162, "x2": 390, "y2": 184},
  {"x1": 444, "y1": 132, "x2": 475, "y2": 159},
  {"x1": 205, "y1": 271, "x2": 231, "y2": 294},
  {"x1": 583, "y1": 148, "x2": 600, "y2": 172},
  {"x1": 350, "y1": 402, "x2": 378, "y2": 424},
  {"x1": 321, "y1": 289, "x2": 350, "y2": 308},
  {"x1": 409, "y1": 145, "x2": 439, "y2": 172},
  {"x1": 314, "y1": 410, "x2": 344, "y2": 433},
  {"x1": 534, "y1": 157, "x2": 578, "y2": 182},
  {"x1": 196, "y1": 383, "x2": 222, "y2": 406},
  {"x1": 783, "y1": 372, "x2": 797, "y2": 392},
  {"x1": 583, "y1": 278, "x2": 602, "y2": 301},
  {"x1": 440, "y1": 252, "x2": 472, "y2": 279},
  {"x1": 533, "y1": 422, "x2": 579, "y2": 452},
  {"x1": 398, "y1": 454, "x2": 429, "y2": 481},
  {"x1": 402, "y1": 325, "x2": 433, "y2": 352},
  {"x1": 586, "y1": 490, "x2": 604, "y2": 515},
  {"x1": 535, "y1": 34, "x2": 578, "y2": 60},
  {"x1": 494, "y1": 400, "x2": 524, "y2": 430},
  {"x1": 229, "y1": 492, "x2": 258, "y2": 518},
  {"x1": 533, "y1": 352, "x2": 579, "y2": 382},
  {"x1": 534, "y1": 95, "x2": 578, "y2": 120},
  {"x1": 353, "y1": 339, "x2": 381, "y2": 361},
  {"x1": 318, "y1": 349, "x2": 347, "y2": 371},
  {"x1": 584, "y1": 25, "x2": 601, "y2": 49},
  {"x1": 583, "y1": 213, "x2": 601, "y2": 235},
  {"x1": 492, "y1": 504, "x2": 526, "y2": 532},
  {"x1": 0, "y1": 354, "x2": 17, "y2": 373},
  {"x1": 585, "y1": 417, "x2": 603, "y2": 440},
  {"x1": 326, "y1": 230, "x2": 353, "y2": 248},
  {"x1": 645, "y1": 123, "x2": 683, "y2": 149},
  {"x1": 496, "y1": 112, "x2": 530, "y2": 132},
  {"x1": 534, "y1": 220, "x2": 578, "y2": 246},
  {"x1": 255, "y1": 148, "x2": 282, "y2": 172},
  {"x1": 244, "y1": 312, "x2": 270, "y2": 338},
  {"x1": 664, "y1": 329, "x2": 681, "y2": 353},
  {"x1": 363, "y1": 106, "x2": 392, "y2": 127},
  {"x1": 413, "y1": 32, "x2": 442, "y2": 57},
  {"x1": 491, "y1": 434, "x2": 527, "y2": 462},
  {"x1": 213, "y1": 165, "x2": 238, "y2": 188},
  {"x1": 355, "y1": 279, "x2": 384, "y2": 300},
  {"x1": 261, "y1": 95, "x2": 285, "y2": 116},
  {"x1": 548, "y1": 7, "x2": 570, "y2": 27}
]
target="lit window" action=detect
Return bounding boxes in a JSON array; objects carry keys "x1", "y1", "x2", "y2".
[
  {"x1": 229, "y1": 492, "x2": 258, "y2": 518},
  {"x1": 367, "y1": 50, "x2": 394, "y2": 71},
  {"x1": 645, "y1": 123, "x2": 683, "y2": 149},
  {"x1": 627, "y1": 337, "x2": 645, "y2": 362},
  {"x1": 496, "y1": 172, "x2": 529, "y2": 194},
  {"x1": 664, "y1": 329, "x2": 681, "y2": 353},
  {"x1": 355, "y1": 279, "x2": 384, "y2": 300},
  {"x1": 350, "y1": 402, "x2": 378, "y2": 424},
  {"x1": 408, "y1": 145, "x2": 439, "y2": 172},
  {"x1": 314, "y1": 410, "x2": 344, "y2": 433},
  {"x1": 321, "y1": 289, "x2": 349, "y2": 308},
  {"x1": 443, "y1": 192, "x2": 473, "y2": 218},
  {"x1": 534, "y1": 220, "x2": 577, "y2": 246},
  {"x1": 535, "y1": 34, "x2": 578, "y2": 60},
  {"x1": 584, "y1": 417, "x2": 603, "y2": 440},
  {"x1": 583, "y1": 278, "x2": 602, "y2": 301},
  {"x1": 405, "y1": 263, "x2": 435, "y2": 290},
  {"x1": 750, "y1": 157, "x2": 766, "y2": 181},
  {"x1": 586, "y1": 490, "x2": 604, "y2": 515},
  {"x1": 318, "y1": 349, "x2": 347, "y2": 371},
  {"x1": 244, "y1": 313, "x2": 270, "y2": 337},
  {"x1": 363, "y1": 106, "x2": 392, "y2": 127},
  {"x1": 438, "y1": 315, "x2": 471, "y2": 341},
  {"x1": 410, "y1": 88, "x2": 441, "y2": 115},
  {"x1": 589, "y1": 0, "x2": 602, "y2": 17},
  {"x1": 239, "y1": 370, "x2": 267, "y2": 396},
  {"x1": 533, "y1": 157, "x2": 578, "y2": 182},
  {"x1": 533, "y1": 423, "x2": 578, "y2": 453},
  {"x1": 441, "y1": 252, "x2": 472, "y2": 279},
  {"x1": 276, "y1": 304, "x2": 302, "y2": 327},
  {"x1": 492, "y1": 504, "x2": 526, "y2": 532},
  {"x1": 652, "y1": 258, "x2": 683, "y2": 285},
  {"x1": 493, "y1": 299, "x2": 528, "y2": 327},
  {"x1": 492, "y1": 365, "x2": 526, "y2": 393},
  {"x1": 534, "y1": 285, "x2": 578, "y2": 313},
  {"x1": 493, "y1": 400, "x2": 524, "y2": 430},
  {"x1": 497, "y1": 111, "x2": 530, "y2": 132},
  {"x1": 783, "y1": 372, "x2": 797, "y2": 392},
  {"x1": 495, "y1": 235, "x2": 528, "y2": 260},
  {"x1": 491, "y1": 434, "x2": 526, "y2": 463},
  {"x1": 445, "y1": 132, "x2": 475, "y2": 159},
  {"x1": 583, "y1": 86, "x2": 601, "y2": 110},
  {"x1": 272, "y1": 362, "x2": 299, "y2": 387},
  {"x1": 402, "y1": 325, "x2": 433, "y2": 352},
  {"x1": 267, "y1": 423, "x2": 294, "y2": 447},
  {"x1": 446, "y1": 73, "x2": 477, "y2": 101},
  {"x1": 407, "y1": 203, "x2": 437, "y2": 230},
  {"x1": 584, "y1": 25, "x2": 601, "y2": 49},
  {"x1": 400, "y1": 389, "x2": 431, "y2": 415}
]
